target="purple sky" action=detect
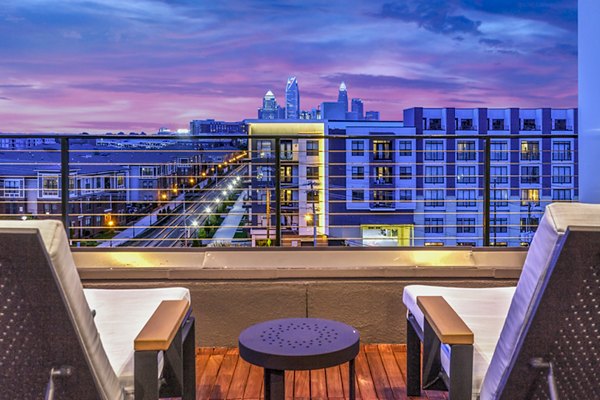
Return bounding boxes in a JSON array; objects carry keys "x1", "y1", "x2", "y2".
[{"x1": 0, "y1": 0, "x2": 577, "y2": 132}]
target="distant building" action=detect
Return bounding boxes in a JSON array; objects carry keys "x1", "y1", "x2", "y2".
[
  {"x1": 258, "y1": 90, "x2": 285, "y2": 120},
  {"x1": 189, "y1": 119, "x2": 246, "y2": 135},
  {"x1": 345, "y1": 111, "x2": 359, "y2": 120},
  {"x1": 365, "y1": 111, "x2": 380, "y2": 121},
  {"x1": 321, "y1": 102, "x2": 346, "y2": 120},
  {"x1": 285, "y1": 77, "x2": 300, "y2": 119},
  {"x1": 351, "y1": 98, "x2": 364, "y2": 120},
  {"x1": 337, "y1": 82, "x2": 348, "y2": 112}
]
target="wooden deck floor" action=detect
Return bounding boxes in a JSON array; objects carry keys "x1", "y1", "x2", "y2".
[{"x1": 195, "y1": 344, "x2": 448, "y2": 400}]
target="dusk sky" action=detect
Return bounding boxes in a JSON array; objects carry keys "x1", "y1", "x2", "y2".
[{"x1": 0, "y1": 0, "x2": 577, "y2": 133}]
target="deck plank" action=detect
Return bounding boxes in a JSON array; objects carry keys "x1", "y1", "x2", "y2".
[
  {"x1": 226, "y1": 352, "x2": 251, "y2": 399},
  {"x1": 210, "y1": 348, "x2": 239, "y2": 399},
  {"x1": 378, "y1": 344, "x2": 408, "y2": 400},
  {"x1": 311, "y1": 368, "x2": 328, "y2": 399},
  {"x1": 364, "y1": 344, "x2": 394, "y2": 400},
  {"x1": 243, "y1": 364, "x2": 263, "y2": 400},
  {"x1": 294, "y1": 369, "x2": 310, "y2": 399},
  {"x1": 197, "y1": 350, "x2": 225, "y2": 399},
  {"x1": 354, "y1": 345, "x2": 378, "y2": 399},
  {"x1": 325, "y1": 365, "x2": 345, "y2": 399}
]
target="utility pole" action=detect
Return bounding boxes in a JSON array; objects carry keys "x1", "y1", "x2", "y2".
[{"x1": 309, "y1": 181, "x2": 317, "y2": 247}]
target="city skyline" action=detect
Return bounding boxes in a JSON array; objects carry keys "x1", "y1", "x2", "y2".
[{"x1": 0, "y1": 0, "x2": 577, "y2": 132}]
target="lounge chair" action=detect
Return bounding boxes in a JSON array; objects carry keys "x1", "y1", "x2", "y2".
[
  {"x1": 403, "y1": 203, "x2": 600, "y2": 399},
  {"x1": 0, "y1": 220, "x2": 196, "y2": 399}
]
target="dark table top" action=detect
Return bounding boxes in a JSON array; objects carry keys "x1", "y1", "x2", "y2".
[{"x1": 239, "y1": 318, "x2": 360, "y2": 370}]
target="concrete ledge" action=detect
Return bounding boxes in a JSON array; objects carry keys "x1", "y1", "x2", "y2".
[{"x1": 76, "y1": 248, "x2": 524, "y2": 346}]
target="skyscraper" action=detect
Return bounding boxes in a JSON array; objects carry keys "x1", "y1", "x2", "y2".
[
  {"x1": 258, "y1": 90, "x2": 284, "y2": 119},
  {"x1": 351, "y1": 98, "x2": 364, "y2": 120},
  {"x1": 285, "y1": 77, "x2": 300, "y2": 119},
  {"x1": 338, "y1": 81, "x2": 348, "y2": 112}
]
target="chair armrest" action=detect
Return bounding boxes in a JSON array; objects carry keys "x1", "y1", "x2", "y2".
[
  {"x1": 134, "y1": 300, "x2": 190, "y2": 351},
  {"x1": 417, "y1": 296, "x2": 473, "y2": 345}
]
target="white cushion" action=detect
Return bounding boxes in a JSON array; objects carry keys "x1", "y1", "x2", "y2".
[
  {"x1": 0, "y1": 220, "x2": 123, "y2": 400},
  {"x1": 84, "y1": 287, "x2": 191, "y2": 394},
  {"x1": 403, "y1": 285, "x2": 515, "y2": 397},
  {"x1": 480, "y1": 203, "x2": 600, "y2": 399}
]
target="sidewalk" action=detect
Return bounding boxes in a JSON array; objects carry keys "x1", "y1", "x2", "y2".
[{"x1": 208, "y1": 189, "x2": 247, "y2": 246}]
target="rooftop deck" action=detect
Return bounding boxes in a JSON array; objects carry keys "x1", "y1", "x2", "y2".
[{"x1": 195, "y1": 344, "x2": 445, "y2": 400}]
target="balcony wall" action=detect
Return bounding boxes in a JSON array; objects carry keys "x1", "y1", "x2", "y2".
[{"x1": 76, "y1": 247, "x2": 524, "y2": 346}]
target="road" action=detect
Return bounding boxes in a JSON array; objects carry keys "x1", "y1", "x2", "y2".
[{"x1": 126, "y1": 165, "x2": 247, "y2": 247}]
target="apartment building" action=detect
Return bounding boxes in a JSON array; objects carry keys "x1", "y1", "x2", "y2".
[{"x1": 247, "y1": 107, "x2": 577, "y2": 247}]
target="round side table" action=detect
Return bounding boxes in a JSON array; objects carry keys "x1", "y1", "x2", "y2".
[{"x1": 239, "y1": 318, "x2": 360, "y2": 400}]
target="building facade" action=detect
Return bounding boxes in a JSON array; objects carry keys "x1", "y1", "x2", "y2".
[{"x1": 247, "y1": 107, "x2": 577, "y2": 247}]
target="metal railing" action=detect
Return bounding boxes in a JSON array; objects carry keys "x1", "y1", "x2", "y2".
[{"x1": 0, "y1": 133, "x2": 577, "y2": 248}]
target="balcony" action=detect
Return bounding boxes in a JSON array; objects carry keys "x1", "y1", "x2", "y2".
[{"x1": 0, "y1": 130, "x2": 584, "y2": 398}]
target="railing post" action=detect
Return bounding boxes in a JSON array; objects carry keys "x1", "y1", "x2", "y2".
[
  {"x1": 60, "y1": 137, "x2": 70, "y2": 238},
  {"x1": 483, "y1": 137, "x2": 491, "y2": 246},
  {"x1": 275, "y1": 137, "x2": 282, "y2": 246}
]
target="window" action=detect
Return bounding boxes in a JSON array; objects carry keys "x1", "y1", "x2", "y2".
[
  {"x1": 554, "y1": 119, "x2": 567, "y2": 131},
  {"x1": 281, "y1": 166, "x2": 293, "y2": 183},
  {"x1": 491, "y1": 218, "x2": 508, "y2": 233},
  {"x1": 552, "y1": 141, "x2": 572, "y2": 161},
  {"x1": 374, "y1": 166, "x2": 393, "y2": 184},
  {"x1": 457, "y1": 166, "x2": 476, "y2": 184},
  {"x1": 141, "y1": 167, "x2": 156, "y2": 177},
  {"x1": 492, "y1": 189, "x2": 508, "y2": 207},
  {"x1": 491, "y1": 141, "x2": 508, "y2": 161},
  {"x1": 521, "y1": 141, "x2": 540, "y2": 161},
  {"x1": 306, "y1": 140, "x2": 319, "y2": 156},
  {"x1": 42, "y1": 175, "x2": 59, "y2": 197},
  {"x1": 553, "y1": 189, "x2": 572, "y2": 201},
  {"x1": 428, "y1": 118, "x2": 442, "y2": 130},
  {"x1": 492, "y1": 119, "x2": 505, "y2": 130},
  {"x1": 351, "y1": 166, "x2": 364, "y2": 179},
  {"x1": 398, "y1": 140, "x2": 412, "y2": 156},
  {"x1": 399, "y1": 190, "x2": 412, "y2": 201},
  {"x1": 351, "y1": 140, "x2": 364, "y2": 156},
  {"x1": 351, "y1": 190, "x2": 364, "y2": 202},
  {"x1": 424, "y1": 189, "x2": 444, "y2": 207},
  {"x1": 521, "y1": 189, "x2": 540, "y2": 206},
  {"x1": 520, "y1": 217, "x2": 539, "y2": 233},
  {"x1": 425, "y1": 166, "x2": 444, "y2": 184},
  {"x1": 3, "y1": 179, "x2": 24, "y2": 198},
  {"x1": 459, "y1": 119, "x2": 473, "y2": 130},
  {"x1": 457, "y1": 189, "x2": 476, "y2": 207},
  {"x1": 373, "y1": 140, "x2": 392, "y2": 160},
  {"x1": 521, "y1": 166, "x2": 540, "y2": 184},
  {"x1": 398, "y1": 166, "x2": 412, "y2": 179},
  {"x1": 457, "y1": 141, "x2": 476, "y2": 161},
  {"x1": 491, "y1": 166, "x2": 508, "y2": 184},
  {"x1": 280, "y1": 140, "x2": 293, "y2": 160},
  {"x1": 116, "y1": 174, "x2": 125, "y2": 188},
  {"x1": 281, "y1": 189, "x2": 293, "y2": 207},
  {"x1": 457, "y1": 218, "x2": 476, "y2": 233},
  {"x1": 424, "y1": 141, "x2": 444, "y2": 161},
  {"x1": 306, "y1": 166, "x2": 319, "y2": 180},
  {"x1": 257, "y1": 140, "x2": 272, "y2": 158},
  {"x1": 257, "y1": 166, "x2": 272, "y2": 182},
  {"x1": 372, "y1": 190, "x2": 394, "y2": 208},
  {"x1": 425, "y1": 218, "x2": 444, "y2": 233},
  {"x1": 523, "y1": 119, "x2": 537, "y2": 130},
  {"x1": 552, "y1": 166, "x2": 572, "y2": 184}
]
